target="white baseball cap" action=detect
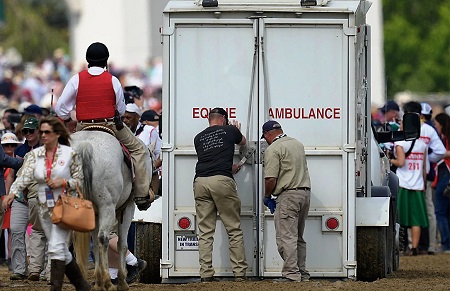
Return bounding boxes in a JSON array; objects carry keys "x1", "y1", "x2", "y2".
[
  {"x1": 420, "y1": 102, "x2": 432, "y2": 115},
  {"x1": 1, "y1": 133, "x2": 22, "y2": 145},
  {"x1": 125, "y1": 103, "x2": 141, "y2": 116}
]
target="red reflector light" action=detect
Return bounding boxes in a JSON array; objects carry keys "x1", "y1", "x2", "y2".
[
  {"x1": 326, "y1": 217, "x2": 339, "y2": 230},
  {"x1": 178, "y1": 217, "x2": 191, "y2": 230}
]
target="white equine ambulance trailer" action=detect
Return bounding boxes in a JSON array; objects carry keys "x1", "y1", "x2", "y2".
[{"x1": 158, "y1": 0, "x2": 405, "y2": 282}]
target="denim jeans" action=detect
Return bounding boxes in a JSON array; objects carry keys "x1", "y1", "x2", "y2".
[{"x1": 434, "y1": 167, "x2": 450, "y2": 250}]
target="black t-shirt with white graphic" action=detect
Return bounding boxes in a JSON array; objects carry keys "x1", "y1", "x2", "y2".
[{"x1": 194, "y1": 125, "x2": 243, "y2": 179}]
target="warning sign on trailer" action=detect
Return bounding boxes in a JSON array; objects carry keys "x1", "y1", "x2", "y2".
[{"x1": 176, "y1": 235, "x2": 199, "y2": 251}]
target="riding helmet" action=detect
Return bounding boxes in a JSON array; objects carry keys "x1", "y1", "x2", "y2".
[{"x1": 86, "y1": 42, "x2": 109, "y2": 64}]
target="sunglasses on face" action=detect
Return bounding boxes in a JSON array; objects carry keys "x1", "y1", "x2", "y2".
[
  {"x1": 3, "y1": 144, "x2": 17, "y2": 148},
  {"x1": 21, "y1": 128, "x2": 36, "y2": 135},
  {"x1": 39, "y1": 130, "x2": 54, "y2": 135}
]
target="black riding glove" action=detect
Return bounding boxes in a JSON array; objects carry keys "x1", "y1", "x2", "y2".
[{"x1": 114, "y1": 110, "x2": 124, "y2": 130}]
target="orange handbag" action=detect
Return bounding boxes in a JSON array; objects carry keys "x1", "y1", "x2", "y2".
[{"x1": 51, "y1": 182, "x2": 95, "y2": 232}]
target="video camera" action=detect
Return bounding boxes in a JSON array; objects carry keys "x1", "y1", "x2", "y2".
[
  {"x1": 124, "y1": 85, "x2": 143, "y2": 105},
  {"x1": 7, "y1": 113, "x2": 23, "y2": 125}
]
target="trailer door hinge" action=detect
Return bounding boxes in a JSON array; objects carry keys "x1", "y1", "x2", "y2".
[
  {"x1": 344, "y1": 27, "x2": 356, "y2": 36},
  {"x1": 344, "y1": 261, "x2": 357, "y2": 269},
  {"x1": 160, "y1": 260, "x2": 173, "y2": 269},
  {"x1": 343, "y1": 144, "x2": 356, "y2": 153},
  {"x1": 160, "y1": 27, "x2": 175, "y2": 36}
]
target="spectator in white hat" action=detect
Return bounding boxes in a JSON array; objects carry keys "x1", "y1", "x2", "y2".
[{"x1": 1, "y1": 133, "x2": 22, "y2": 157}]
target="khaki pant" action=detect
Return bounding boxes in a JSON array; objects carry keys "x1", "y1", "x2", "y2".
[
  {"x1": 27, "y1": 198, "x2": 48, "y2": 274},
  {"x1": 77, "y1": 122, "x2": 151, "y2": 199},
  {"x1": 274, "y1": 189, "x2": 311, "y2": 281},
  {"x1": 193, "y1": 175, "x2": 247, "y2": 278},
  {"x1": 425, "y1": 180, "x2": 437, "y2": 252}
]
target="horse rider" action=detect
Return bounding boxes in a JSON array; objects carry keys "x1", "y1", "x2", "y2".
[{"x1": 55, "y1": 42, "x2": 154, "y2": 211}]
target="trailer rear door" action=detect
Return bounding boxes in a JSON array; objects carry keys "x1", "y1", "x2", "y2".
[{"x1": 259, "y1": 18, "x2": 353, "y2": 278}]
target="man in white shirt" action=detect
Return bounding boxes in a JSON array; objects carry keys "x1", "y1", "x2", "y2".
[
  {"x1": 140, "y1": 110, "x2": 162, "y2": 168},
  {"x1": 140, "y1": 110, "x2": 162, "y2": 196}
]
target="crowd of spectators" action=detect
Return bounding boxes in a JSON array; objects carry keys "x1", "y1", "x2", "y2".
[{"x1": 0, "y1": 47, "x2": 162, "y2": 123}]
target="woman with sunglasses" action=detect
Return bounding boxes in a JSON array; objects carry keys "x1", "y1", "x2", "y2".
[
  {"x1": 2, "y1": 116, "x2": 48, "y2": 281},
  {"x1": 8, "y1": 116, "x2": 90, "y2": 291}
]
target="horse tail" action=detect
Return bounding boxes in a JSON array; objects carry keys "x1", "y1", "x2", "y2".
[
  {"x1": 72, "y1": 231, "x2": 91, "y2": 278},
  {"x1": 77, "y1": 141, "x2": 93, "y2": 201},
  {"x1": 73, "y1": 142, "x2": 94, "y2": 276}
]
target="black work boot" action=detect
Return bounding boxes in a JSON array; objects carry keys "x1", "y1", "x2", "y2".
[
  {"x1": 126, "y1": 258, "x2": 147, "y2": 283},
  {"x1": 65, "y1": 259, "x2": 91, "y2": 291},
  {"x1": 50, "y1": 260, "x2": 66, "y2": 291},
  {"x1": 135, "y1": 189, "x2": 155, "y2": 211}
]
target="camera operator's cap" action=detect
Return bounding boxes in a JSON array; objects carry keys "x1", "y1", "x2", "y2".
[
  {"x1": 420, "y1": 102, "x2": 432, "y2": 115},
  {"x1": 23, "y1": 117, "x2": 39, "y2": 129},
  {"x1": 124, "y1": 86, "x2": 143, "y2": 99},
  {"x1": 1, "y1": 133, "x2": 21, "y2": 145},
  {"x1": 379, "y1": 100, "x2": 400, "y2": 113},
  {"x1": 125, "y1": 104, "x2": 141, "y2": 116},
  {"x1": 261, "y1": 120, "x2": 282, "y2": 139},
  {"x1": 141, "y1": 110, "x2": 160, "y2": 122},
  {"x1": 24, "y1": 104, "x2": 43, "y2": 116}
]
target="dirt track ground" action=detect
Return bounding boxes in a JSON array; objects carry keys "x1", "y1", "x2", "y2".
[{"x1": 1, "y1": 253, "x2": 450, "y2": 290}]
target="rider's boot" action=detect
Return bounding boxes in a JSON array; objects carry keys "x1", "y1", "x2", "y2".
[
  {"x1": 50, "y1": 260, "x2": 65, "y2": 291},
  {"x1": 114, "y1": 125, "x2": 154, "y2": 211},
  {"x1": 65, "y1": 259, "x2": 91, "y2": 291}
]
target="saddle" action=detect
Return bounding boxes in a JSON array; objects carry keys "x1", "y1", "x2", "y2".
[{"x1": 80, "y1": 125, "x2": 134, "y2": 179}]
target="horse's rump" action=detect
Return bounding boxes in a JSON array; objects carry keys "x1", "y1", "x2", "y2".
[{"x1": 71, "y1": 131, "x2": 132, "y2": 205}]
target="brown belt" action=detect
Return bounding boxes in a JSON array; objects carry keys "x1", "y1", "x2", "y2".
[
  {"x1": 79, "y1": 118, "x2": 114, "y2": 123},
  {"x1": 286, "y1": 187, "x2": 310, "y2": 191}
]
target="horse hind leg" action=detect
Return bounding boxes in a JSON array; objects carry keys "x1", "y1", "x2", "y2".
[
  {"x1": 93, "y1": 232, "x2": 117, "y2": 291},
  {"x1": 116, "y1": 202, "x2": 135, "y2": 291},
  {"x1": 92, "y1": 212, "x2": 117, "y2": 291}
]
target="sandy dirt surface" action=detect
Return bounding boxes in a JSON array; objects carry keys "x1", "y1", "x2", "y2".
[{"x1": 1, "y1": 254, "x2": 450, "y2": 290}]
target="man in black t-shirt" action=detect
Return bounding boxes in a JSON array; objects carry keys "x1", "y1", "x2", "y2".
[{"x1": 193, "y1": 107, "x2": 248, "y2": 282}]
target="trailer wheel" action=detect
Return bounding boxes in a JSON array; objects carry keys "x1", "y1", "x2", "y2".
[
  {"x1": 134, "y1": 222, "x2": 162, "y2": 284},
  {"x1": 356, "y1": 226, "x2": 388, "y2": 282},
  {"x1": 393, "y1": 223, "x2": 400, "y2": 271}
]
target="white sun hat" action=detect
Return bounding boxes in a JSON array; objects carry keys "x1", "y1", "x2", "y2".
[{"x1": 1, "y1": 133, "x2": 22, "y2": 145}]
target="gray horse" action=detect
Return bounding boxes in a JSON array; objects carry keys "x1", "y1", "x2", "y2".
[{"x1": 71, "y1": 130, "x2": 151, "y2": 291}]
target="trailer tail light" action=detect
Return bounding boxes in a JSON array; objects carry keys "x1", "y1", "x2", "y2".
[
  {"x1": 178, "y1": 217, "x2": 191, "y2": 230},
  {"x1": 174, "y1": 213, "x2": 196, "y2": 231},
  {"x1": 326, "y1": 217, "x2": 339, "y2": 230},
  {"x1": 322, "y1": 214, "x2": 343, "y2": 232}
]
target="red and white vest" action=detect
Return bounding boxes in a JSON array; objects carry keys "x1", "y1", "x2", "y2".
[{"x1": 76, "y1": 70, "x2": 116, "y2": 121}]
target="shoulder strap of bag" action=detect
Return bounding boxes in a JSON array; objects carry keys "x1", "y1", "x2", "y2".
[
  {"x1": 135, "y1": 124, "x2": 145, "y2": 137},
  {"x1": 405, "y1": 139, "x2": 416, "y2": 158}
]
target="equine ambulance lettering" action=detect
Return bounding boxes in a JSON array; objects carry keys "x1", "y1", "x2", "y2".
[
  {"x1": 176, "y1": 235, "x2": 199, "y2": 250},
  {"x1": 269, "y1": 107, "x2": 341, "y2": 119},
  {"x1": 193, "y1": 107, "x2": 237, "y2": 119}
]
